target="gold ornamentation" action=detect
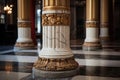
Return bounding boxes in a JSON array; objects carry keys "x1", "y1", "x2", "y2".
[
  {"x1": 43, "y1": 0, "x2": 69, "y2": 8},
  {"x1": 86, "y1": 21, "x2": 99, "y2": 28},
  {"x1": 83, "y1": 42, "x2": 101, "y2": 47},
  {"x1": 18, "y1": 22, "x2": 31, "y2": 28},
  {"x1": 100, "y1": 23, "x2": 109, "y2": 28},
  {"x1": 34, "y1": 57, "x2": 79, "y2": 71},
  {"x1": 43, "y1": 6, "x2": 69, "y2": 11},
  {"x1": 15, "y1": 42, "x2": 34, "y2": 47},
  {"x1": 100, "y1": 37, "x2": 109, "y2": 40},
  {"x1": 42, "y1": 13, "x2": 70, "y2": 26}
]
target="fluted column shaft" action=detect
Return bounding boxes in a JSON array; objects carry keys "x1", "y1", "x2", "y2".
[
  {"x1": 15, "y1": 0, "x2": 34, "y2": 49},
  {"x1": 100, "y1": 0, "x2": 110, "y2": 47},
  {"x1": 33, "y1": 0, "x2": 79, "y2": 78},
  {"x1": 83, "y1": 0, "x2": 101, "y2": 50}
]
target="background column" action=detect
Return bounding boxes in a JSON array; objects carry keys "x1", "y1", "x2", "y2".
[
  {"x1": 14, "y1": 0, "x2": 34, "y2": 49},
  {"x1": 31, "y1": 0, "x2": 37, "y2": 45},
  {"x1": 83, "y1": 0, "x2": 101, "y2": 50},
  {"x1": 33, "y1": 0, "x2": 79, "y2": 78},
  {"x1": 100, "y1": 0, "x2": 110, "y2": 48}
]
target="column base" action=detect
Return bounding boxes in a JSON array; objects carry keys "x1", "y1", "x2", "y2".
[
  {"x1": 14, "y1": 42, "x2": 35, "y2": 50},
  {"x1": 100, "y1": 37, "x2": 111, "y2": 48},
  {"x1": 101, "y1": 41, "x2": 111, "y2": 48},
  {"x1": 83, "y1": 42, "x2": 101, "y2": 51},
  {"x1": 32, "y1": 67, "x2": 79, "y2": 79},
  {"x1": 34, "y1": 57, "x2": 79, "y2": 71},
  {"x1": 33, "y1": 57, "x2": 79, "y2": 78}
]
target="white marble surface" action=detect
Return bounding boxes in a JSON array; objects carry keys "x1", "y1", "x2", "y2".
[
  {"x1": 0, "y1": 71, "x2": 31, "y2": 80},
  {"x1": 40, "y1": 25, "x2": 72, "y2": 58},
  {"x1": 0, "y1": 71, "x2": 119, "y2": 80},
  {"x1": 71, "y1": 75, "x2": 120, "y2": 80},
  {"x1": 100, "y1": 28, "x2": 109, "y2": 37},
  {"x1": 17, "y1": 27, "x2": 32, "y2": 42},
  {"x1": 0, "y1": 46, "x2": 120, "y2": 80},
  {"x1": 0, "y1": 50, "x2": 120, "y2": 67},
  {"x1": 85, "y1": 28, "x2": 99, "y2": 42}
]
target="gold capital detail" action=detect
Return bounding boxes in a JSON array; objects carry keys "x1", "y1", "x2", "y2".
[
  {"x1": 34, "y1": 57, "x2": 78, "y2": 71},
  {"x1": 86, "y1": 21, "x2": 99, "y2": 28},
  {"x1": 42, "y1": 13, "x2": 70, "y2": 26},
  {"x1": 18, "y1": 22, "x2": 31, "y2": 28}
]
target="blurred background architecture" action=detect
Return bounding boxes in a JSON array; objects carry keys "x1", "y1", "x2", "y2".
[{"x1": 0, "y1": 0, "x2": 120, "y2": 80}]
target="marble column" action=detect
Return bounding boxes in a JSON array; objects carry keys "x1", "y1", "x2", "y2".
[
  {"x1": 83, "y1": 0, "x2": 101, "y2": 50},
  {"x1": 33, "y1": 0, "x2": 79, "y2": 78},
  {"x1": 100, "y1": 0, "x2": 110, "y2": 47},
  {"x1": 14, "y1": 0, "x2": 34, "y2": 49}
]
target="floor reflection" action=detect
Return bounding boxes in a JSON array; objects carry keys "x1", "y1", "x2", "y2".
[{"x1": 0, "y1": 45, "x2": 120, "y2": 80}]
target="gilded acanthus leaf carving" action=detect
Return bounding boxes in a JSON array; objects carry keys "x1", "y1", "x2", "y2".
[
  {"x1": 42, "y1": 13, "x2": 70, "y2": 26},
  {"x1": 34, "y1": 57, "x2": 79, "y2": 71}
]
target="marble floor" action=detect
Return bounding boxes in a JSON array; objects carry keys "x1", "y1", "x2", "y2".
[{"x1": 0, "y1": 44, "x2": 120, "y2": 80}]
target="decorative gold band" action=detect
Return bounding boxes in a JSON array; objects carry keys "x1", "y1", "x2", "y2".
[
  {"x1": 83, "y1": 42, "x2": 101, "y2": 47},
  {"x1": 100, "y1": 37, "x2": 109, "y2": 40},
  {"x1": 86, "y1": 21, "x2": 99, "y2": 28},
  {"x1": 18, "y1": 22, "x2": 31, "y2": 28},
  {"x1": 43, "y1": 6, "x2": 69, "y2": 11},
  {"x1": 34, "y1": 57, "x2": 79, "y2": 71},
  {"x1": 42, "y1": 13, "x2": 70, "y2": 26},
  {"x1": 15, "y1": 42, "x2": 34, "y2": 47},
  {"x1": 100, "y1": 23, "x2": 109, "y2": 28}
]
